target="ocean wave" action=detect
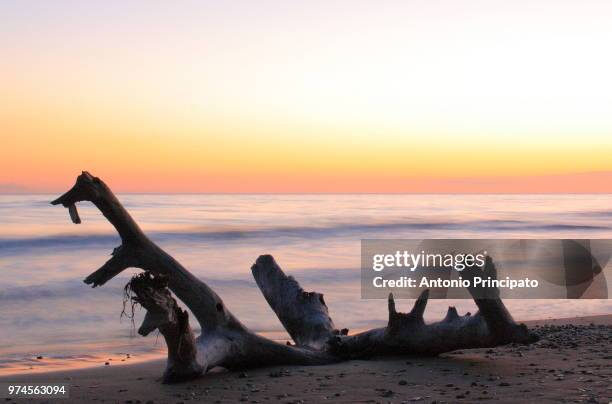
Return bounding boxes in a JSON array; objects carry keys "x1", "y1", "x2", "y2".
[
  {"x1": 576, "y1": 209, "x2": 612, "y2": 217},
  {"x1": 1, "y1": 220, "x2": 607, "y2": 253},
  {"x1": 0, "y1": 279, "x2": 123, "y2": 301},
  {"x1": 0, "y1": 269, "x2": 358, "y2": 303}
]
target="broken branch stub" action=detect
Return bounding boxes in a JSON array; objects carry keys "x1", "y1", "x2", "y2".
[
  {"x1": 251, "y1": 255, "x2": 337, "y2": 349},
  {"x1": 127, "y1": 273, "x2": 203, "y2": 383}
]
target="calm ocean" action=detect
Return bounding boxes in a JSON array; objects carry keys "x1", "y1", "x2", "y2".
[{"x1": 1, "y1": 194, "x2": 611, "y2": 374}]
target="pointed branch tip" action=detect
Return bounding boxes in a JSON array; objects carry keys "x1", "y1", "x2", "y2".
[
  {"x1": 387, "y1": 293, "x2": 396, "y2": 315},
  {"x1": 409, "y1": 289, "x2": 429, "y2": 319},
  {"x1": 68, "y1": 204, "x2": 81, "y2": 224},
  {"x1": 444, "y1": 306, "x2": 459, "y2": 321}
]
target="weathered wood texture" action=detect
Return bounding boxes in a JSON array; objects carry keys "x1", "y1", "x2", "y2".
[{"x1": 52, "y1": 172, "x2": 536, "y2": 383}]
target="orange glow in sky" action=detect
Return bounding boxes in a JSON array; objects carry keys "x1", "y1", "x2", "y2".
[{"x1": 2, "y1": 1, "x2": 612, "y2": 193}]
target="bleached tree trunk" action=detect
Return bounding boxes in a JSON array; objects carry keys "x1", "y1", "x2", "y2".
[{"x1": 52, "y1": 172, "x2": 536, "y2": 383}]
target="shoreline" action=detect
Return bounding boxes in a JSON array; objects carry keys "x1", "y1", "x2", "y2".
[
  {"x1": 1, "y1": 314, "x2": 610, "y2": 403},
  {"x1": 0, "y1": 314, "x2": 609, "y2": 378}
]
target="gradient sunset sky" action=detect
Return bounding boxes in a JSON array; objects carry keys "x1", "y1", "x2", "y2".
[{"x1": 2, "y1": 0, "x2": 612, "y2": 193}]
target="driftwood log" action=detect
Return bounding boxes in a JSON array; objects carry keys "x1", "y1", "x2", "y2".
[{"x1": 52, "y1": 172, "x2": 536, "y2": 383}]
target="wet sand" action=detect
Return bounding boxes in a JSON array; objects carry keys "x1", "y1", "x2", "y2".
[{"x1": 2, "y1": 315, "x2": 610, "y2": 403}]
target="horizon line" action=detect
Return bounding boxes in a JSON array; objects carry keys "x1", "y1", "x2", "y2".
[{"x1": 4, "y1": 191, "x2": 612, "y2": 196}]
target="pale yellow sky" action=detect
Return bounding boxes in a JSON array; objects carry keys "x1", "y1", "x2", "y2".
[{"x1": 1, "y1": 1, "x2": 612, "y2": 192}]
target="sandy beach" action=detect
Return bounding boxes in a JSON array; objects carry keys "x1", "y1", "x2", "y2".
[{"x1": 1, "y1": 314, "x2": 609, "y2": 404}]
